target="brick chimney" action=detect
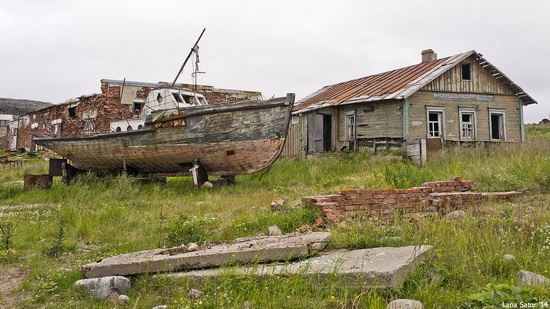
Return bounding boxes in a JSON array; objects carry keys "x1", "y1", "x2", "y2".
[{"x1": 421, "y1": 49, "x2": 437, "y2": 62}]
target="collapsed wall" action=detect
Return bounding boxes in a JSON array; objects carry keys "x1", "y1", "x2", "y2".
[{"x1": 303, "y1": 177, "x2": 519, "y2": 223}]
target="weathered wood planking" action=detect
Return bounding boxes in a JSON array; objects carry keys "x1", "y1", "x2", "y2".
[{"x1": 33, "y1": 94, "x2": 294, "y2": 176}]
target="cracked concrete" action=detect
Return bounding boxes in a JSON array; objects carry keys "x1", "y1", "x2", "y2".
[{"x1": 82, "y1": 232, "x2": 332, "y2": 278}]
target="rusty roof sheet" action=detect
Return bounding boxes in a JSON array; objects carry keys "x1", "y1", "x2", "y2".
[{"x1": 294, "y1": 50, "x2": 536, "y2": 113}]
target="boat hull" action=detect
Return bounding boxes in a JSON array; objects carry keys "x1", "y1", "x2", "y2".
[{"x1": 33, "y1": 94, "x2": 294, "y2": 176}]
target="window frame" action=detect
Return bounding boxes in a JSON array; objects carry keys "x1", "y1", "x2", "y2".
[
  {"x1": 459, "y1": 108, "x2": 477, "y2": 140},
  {"x1": 461, "y1": 63, "x2": 472, "y2": 81},
  {"x1": 344, "y1": 111, "x2": 356, "y2": 141},
  {"x1": 489, "y1": 109, "x2": 506, "y2": 141},
  {"x1": 426, "y1": 107, "x2": 445, "y2": 138},
  {"x1": 83, "y1": 118, "x2": 96, "y2": 134}
]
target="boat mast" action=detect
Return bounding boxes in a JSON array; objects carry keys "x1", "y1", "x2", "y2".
[
  {"x1": 171, "y1": 28, "x2": 206, "y2": 88},
  {"x1": 192, "y1": 45, "x2": 206, "y2": 104}
]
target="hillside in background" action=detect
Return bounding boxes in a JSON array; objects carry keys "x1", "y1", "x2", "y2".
[{"x1": 0, "y1": 98, "x2": 53, "y2": 115}]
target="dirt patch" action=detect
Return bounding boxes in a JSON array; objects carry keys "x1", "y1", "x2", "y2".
[{"x1": 0, "y1": 265, "x2": 28, "y2": 307}]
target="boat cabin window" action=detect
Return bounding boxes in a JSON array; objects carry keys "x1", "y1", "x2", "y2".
[
  {"x1": 182, "y1": 95, "x2": 194, "y2": 104},
  {"x1": 116, "y1": 127, "x2": 121, "y2": 132},
  {"x1": 133, "y1": 102, "x2": 144, "y2": 116},
  {"x1": 172, "y1": 92, "x2": 183, "y2": 103},
  {"x1": 127, "y1": 125, "x2": 133, "y2": 131},
  {"x1": 138, "y1": 124, "x2": 143, "y2": 130},
  {"x1": 197, "y1": 96, "x2": 207, "y2": 105},
  {"x1": 157, "y1": 93, "x2": 163, "y2": 103}
]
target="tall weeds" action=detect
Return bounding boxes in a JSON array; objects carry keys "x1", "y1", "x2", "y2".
[{"x1": 0, "y1": 130, "x2": 549, "y2": 307}]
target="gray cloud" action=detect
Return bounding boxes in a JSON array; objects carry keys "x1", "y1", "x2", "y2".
[{"x1": 1, "y1": 0, "x2": 548, "y2": 122}]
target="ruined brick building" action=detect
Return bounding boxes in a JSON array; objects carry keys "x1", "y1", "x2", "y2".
[{"x1": 4, "y1": 79, "x2": 262, "y2": 152}]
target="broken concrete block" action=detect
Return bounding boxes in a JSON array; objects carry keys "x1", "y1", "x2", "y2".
[
  {"x1": 164, "y1": 245, "x2": 432, "y2": 290},
  {"x1": 517, "y1": 270, "x2": 550, "y2": 287},
  {"x1": 73, "y1": 276, "x2": 131, "y2": 300},
  {"x1": 82, "y1": 232, "x2": 332, "y2": 278},
  {"x1": 387, "y1": 299, "x2": 424, "y2": 309}
]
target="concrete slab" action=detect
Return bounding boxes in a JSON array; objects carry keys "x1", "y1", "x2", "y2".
[
  {"x1": 163, "y1": 245, "x2": 432, "y2": 290},
  {"x1": 82, "y1": 232, "x2": 331, "y2": 278}
]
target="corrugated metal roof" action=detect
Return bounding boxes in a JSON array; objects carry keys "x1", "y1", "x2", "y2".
[{"x1": 294, "y1": 50, "x2": 536, "y2": 113}]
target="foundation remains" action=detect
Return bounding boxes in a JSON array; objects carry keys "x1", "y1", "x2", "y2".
[{"x1": 303, "y1": 177, "x2": 519, "y2": 223}]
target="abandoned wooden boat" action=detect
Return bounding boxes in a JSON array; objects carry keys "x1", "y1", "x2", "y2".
[{"x1": 33, "y1": 93, "x2": 294, "y2": 182}]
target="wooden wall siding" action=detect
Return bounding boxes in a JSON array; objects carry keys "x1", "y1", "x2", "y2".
[
  {"x1": 423, "y1": 57, "x2": 515, "y2": 95},
  {"x1": 338, "y1": 100, "x2": 403, "y2": 141},
  {"x1": 408, "y1": 91, "x2": 521, "y2": 142},
  {"x1": 281, "y1": 116, "x2": 305, "y2": 157}
]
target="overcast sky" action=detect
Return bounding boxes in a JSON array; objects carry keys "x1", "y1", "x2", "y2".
[{"x1": 1, "y1": 0, "x2": 548, "y2": 123}]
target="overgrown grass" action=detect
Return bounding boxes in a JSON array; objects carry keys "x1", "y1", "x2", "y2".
[{"x1": 0, "y1": 128, "x2": 549, "y2": 307}]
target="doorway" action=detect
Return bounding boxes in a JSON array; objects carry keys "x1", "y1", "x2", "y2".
[{"x1": 307, "y1": 113, "x2": 332, "y2": 153}]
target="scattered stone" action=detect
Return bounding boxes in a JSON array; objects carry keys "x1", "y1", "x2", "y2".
[
  {"x1": 268, "y1": 225, "x2": 282, "y2": 236},
  {"x1": 189, "y1": 288, "x2": 202, "y2": 299},
  {"x1": 387, "y1": 299, "x2": 424, "y2": 309},
  {"x1": 187, "y1": 243, "x2": 198, "y2": 252},
  {"x1": 107, "y1": 292, "x2": 120, "y2": 304},
  {"x1": 517, "y1": 270, "x2": 550, "y2": 287},
  {"x1": 504, "y1": 254, "x2": 515, "y2": 261},
  {"x1": 444, "y1": 210, "x2": 467, "y2": 221},
  {"x1": 270, "y1": 197, "x2": 288, "y2": 211},
  {"x1": 153, "y1": 306, "x2": 168, "y2": 309},
  {"x1": 315, "y1": 216, "x2": 324, "y2": 227},
  {"x1": 118, "y1": 294, "x2": 130, "y2": 304},
  {"x1": 298, "y1": 225, "x2": 311, "y2": 233},
  {"x1": 201, "y1": 181, "x2": 213, "y2": 189},
  {"x1": 73, "y1": 276, "x2": 131, "y2": 300}
]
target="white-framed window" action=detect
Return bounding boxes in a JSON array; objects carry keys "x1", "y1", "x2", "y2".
[
  {"x1": 426, "y1": 107, "x2": 445, "y2": 138},
  {"x1": 51, "y1": 119, "x2": 62, "y2": 137},
  {"x1": 84, "y1": 118, "x2": 96, "y2": 134},
  {"x1": 344, "y1": 111, "x2": 356, "y2": 141},
  {"x1": 52, "y1": 123, "x2": 61, "y2": 137},
  {"x1": 489, "y1": 109, "x2": 506, "y2": 141},
  {"x1": 459, "y1": 108, "x2": 477, "y2": 140}
]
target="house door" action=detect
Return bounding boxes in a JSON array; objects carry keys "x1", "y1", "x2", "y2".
[
  {"x1": 490, "y1": 113, "x2": 505, "y2": 141},
  {"x1": 307, "y1": 114, "x2": 332, "y2": 153}
]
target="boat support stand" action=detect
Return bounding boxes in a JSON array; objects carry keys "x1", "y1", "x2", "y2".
[{"x1": 189, "y1": 159, "x2": 208, "y2": 188}]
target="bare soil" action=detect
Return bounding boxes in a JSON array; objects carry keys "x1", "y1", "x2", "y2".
[{"x1": 0, "y1": 265, "x2": 28, "y2": 307}]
